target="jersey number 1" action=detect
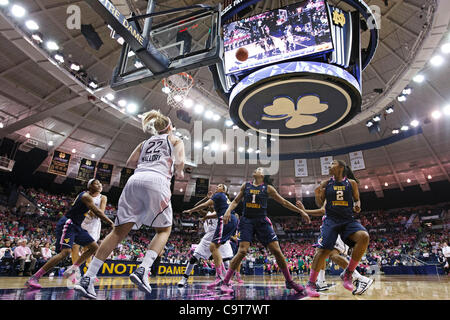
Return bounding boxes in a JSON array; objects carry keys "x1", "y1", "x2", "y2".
[{"x1": 252, "y1": 194, "x2": 256, "y2": 203}]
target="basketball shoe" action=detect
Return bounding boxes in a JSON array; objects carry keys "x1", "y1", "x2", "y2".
[
  {"x1": 340, "y1": 269, "x2": 354, "y2": 291},
  {"x1": 177, "y1": 276, "x2": 188, "y2": 288},
  {"x1": 130, "y1": 266, "x2": 152, "y2": 294},
  {"x1": 74, "y1": 276, "x2": 97, "y2": 299},
  {"x1": 352, "y1": 276, "x2": 374, "y2": 295}
]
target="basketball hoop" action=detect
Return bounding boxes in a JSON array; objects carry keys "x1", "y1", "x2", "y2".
[{"x1": 161, "y1": 72, "x2": 194, "y2": 109}]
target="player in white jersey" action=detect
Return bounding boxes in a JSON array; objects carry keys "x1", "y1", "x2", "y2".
[
  {"x1": 297, "y1": 200, "x2": 374, "y2": 295},
  {"x1": 76, "y1": 110, "x2": 185, "y2": 299},
  {"x1": 66, "y1": 179, "x2": 107, "y2": 284},
  {"x1": 177, "y1": 205, "x2": 234, "y2": 288}
]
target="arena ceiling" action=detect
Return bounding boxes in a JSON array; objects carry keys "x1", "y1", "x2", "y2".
[{"x1": 0, "y1": 0, "x2": 449, "y2": 199}]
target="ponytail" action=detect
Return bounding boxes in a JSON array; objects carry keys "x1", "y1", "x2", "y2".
[
  {"x1": 141, "y1": 110, "x2": 171, "y2": 135},
  {"x1": 263, "y1": 175, "x2": 273, "y2": 186},
  {"x1": 336, "y1": 160, "x2": 359, "y2": 184},
  {"x1": 344, "y1": 165, "x2": 359, "y2": 184}
]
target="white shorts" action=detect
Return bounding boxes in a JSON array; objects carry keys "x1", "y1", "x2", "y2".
[
  {"x1": 81, "y1": 218, "x2": 101, "y2": 242},
  {"x1": 334, "y1": 235, "x2": 349, "y2": 256},
  {"x1": 194, "y1": 234, "x2": 234, "y2": 260},
  {"x1": 116, "y1": 172, "x2": 172, "y2": 229}
]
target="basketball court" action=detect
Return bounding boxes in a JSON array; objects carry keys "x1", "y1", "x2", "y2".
[{"x1": 0, "y1": 275, "x2": 448, "y2": 300}]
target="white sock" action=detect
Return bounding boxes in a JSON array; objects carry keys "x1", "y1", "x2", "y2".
[
  {"x1": 85, "y1": 257, "x2": 104, "y2": 278},
  {"x1": 140, "y1": 250, "x2": 158, "y2": 270},
  {"x1": 184, "y1": 262, "x2": 195, "y2": 278},
  {"x1": 317, "y1": 269, "x2": 326, "y2": 283}
]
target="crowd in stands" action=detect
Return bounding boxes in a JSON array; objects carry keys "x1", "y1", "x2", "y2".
[{"x1": 0, "y1": 185, "x2": 448, "y2": 276}]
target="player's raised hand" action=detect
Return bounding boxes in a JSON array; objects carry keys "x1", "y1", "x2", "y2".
[
  {"x1": 207, "y1": 191, "x2": 214, "y2": 199},
  {"x1": 296, "y1": 200, "x2": 305, "y2": 210},
  {"x1": 353, "y1": 206, "x2": 361, "y2": 213},
  {"x1": 223, "y1": 210, "x2": 231, "y2": 224}
]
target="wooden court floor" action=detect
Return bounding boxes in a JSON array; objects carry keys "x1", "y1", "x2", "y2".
[{"x1": 0, "y1": 274, "x2": 448, "y2": 300}]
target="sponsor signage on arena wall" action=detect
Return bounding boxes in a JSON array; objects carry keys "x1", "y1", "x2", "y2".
[
  {"x1": 48, "y1": 150, "x2": 71, "y2": 176},
  {"x1": 95, "y1": 162, "x2": 114, "y2": 185},
  {"x1": 77, "y1": 158, "x2": 97, "y2": 181},
  {"x1": 80, "y1": 260, "x2": 195, "y2": 277},
  {"x1": 119, "y1": 167, "x2": 135, "y2": 188}
]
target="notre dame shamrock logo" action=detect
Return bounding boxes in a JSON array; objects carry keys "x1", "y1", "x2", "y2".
[
  {"x1": 261, "y1": 96, "x2": 328, "y2": 129},
  {"x1": 103, "y1": 164, "x2": 108, "y2": 169},
  {"x1": 59, "y1": 153, "x2": 65, "y2": 159}
]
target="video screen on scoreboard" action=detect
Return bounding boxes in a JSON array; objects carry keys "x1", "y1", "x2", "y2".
[{"x1": 223, "y1": 0, "x2": 333, "y2": 75}]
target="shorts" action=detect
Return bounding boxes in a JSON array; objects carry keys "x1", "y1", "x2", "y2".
[
  {"x1": 81, "y1": 217, "x2": 101, "y2": 242},
  {"x1": 212, "y1": 214, "x2": 238, "y2": 245},
  {"x1": 238, "y1": 216, "x2": 278, "y2": 247},
  {"x1": 313, "y1": 233, "x2": 349, "y2": 256},
  {"x1": 55, "y1": 217, "x2": 95, "y2": 253},
  {"x1": 194, "y1": 235, "x2": 233, "y2": 260},
  {"x1": 116, "y1": 172, "x2": 172, "y2": 229},
  {"x1": 230, "y1": 240, "x2": 238, "y2": 255},
  {"x1": 316, "y1": 217, "x2": 367, "y2": 251}
]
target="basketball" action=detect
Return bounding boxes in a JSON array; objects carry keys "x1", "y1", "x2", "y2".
[{"x1": 235, "y1": 47, "x2": 249, "y2": 62}]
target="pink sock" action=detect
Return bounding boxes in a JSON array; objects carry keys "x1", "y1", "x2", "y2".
[
  {"x1": 32, "y1": 268, "x2": 46, "y2": 280},
  {"x1": 215, "y1": 265, "x2": 222, "y2": 277},
  {"x1": 347, "y1": 258, "x2": 358, "y2": 272},
  {"x1": 223, "y1": 269, "x2": 235, "y2": 284},
  {"x1": 281, "y1": 266, "x2": 292, "y2": 282},
  {"x1": 309, "y1": 269, "x2": 319, "y2": 283}
]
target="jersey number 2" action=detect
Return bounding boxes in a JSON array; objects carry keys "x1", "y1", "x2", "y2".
[{"x1": 336, "y1": 190, "x2": 344, "y2": 201}]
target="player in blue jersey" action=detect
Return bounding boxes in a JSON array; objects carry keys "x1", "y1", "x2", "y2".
[
  {"x1": 304, "y1": 160, "x2": 369, "y2": 297},
  {"x1": 183, "y1": 184, "x2": 238, "y2": 288},
  {"x1": 219, "y1": 167, "x2": 311, "y2": 294},
  {"x1": 297, "y1": 200, "x2": 374, "y2": 295},
  {"x1": 24, "y1": 179, "x2": 114, "y2": 289}
]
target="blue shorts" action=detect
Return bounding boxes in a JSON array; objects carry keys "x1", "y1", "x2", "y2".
[
  {"x1": 237, "y1": 216, "x2": 278, "y2": 247},
  {"x1": 212, "y1": 214, "x2": 238, "y2": 245},
  {"x1": 316, "y1": 217, "x2": 367, "y2": 250},
  {"x1": 55, "y1": 216, "x2": 95, "y2": 253},
  {"x1": 230, "y1": 240, "x2": 238, "y2": 255}
]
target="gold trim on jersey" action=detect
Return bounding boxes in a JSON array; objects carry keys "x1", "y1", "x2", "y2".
[
  {"x1": 332, "y1": 201, "x2": 348, "y2": 206},
  {"x1": 246, "y1": 203, "x2": 261, "y2": 208}
]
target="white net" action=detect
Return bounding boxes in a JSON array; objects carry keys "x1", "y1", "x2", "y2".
[{"x1": 162, "y1": 72, "x2": 194, "y2": 109}]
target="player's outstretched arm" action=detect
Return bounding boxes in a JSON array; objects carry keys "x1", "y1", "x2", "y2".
[
  {"x1": 267, "y1": 185, "x2": 310, "y2": 224},
  {"x1": 183, "y1": 199, "x2": 214, "y2": 215},
  {"x1": 169, "y1": 135, "x2": 185, "y2": 179},
  {"x1": 81, "y1": 193, "x2": 114, "y2": 228},
  {"x1": 201, "y1": 212, "x2": 217, "y2": 222},
  {"x1": 223, "y1": 183, "x2": 245, "y2": 224},
  {"x1": 296, "y1": 200, "x2": 326, "y2": 217},
  {"x1": 315, "y1": 180, "x2": 328, "y2": 208},
  {"x1": 194, "y1": 191, "x2": 214, "y2": 207},
  {"x1": 126, "y1": 141, "x2": 144, "y2": 168}
]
